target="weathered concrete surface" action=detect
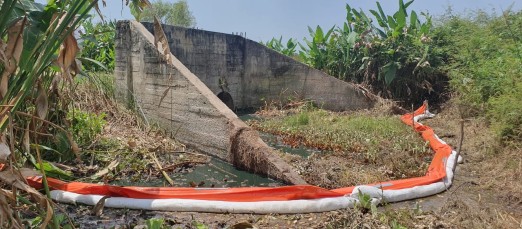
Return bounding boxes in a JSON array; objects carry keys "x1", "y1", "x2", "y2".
[
  {"x1": 115, "y1": 21, "x2": 305, "y2": 184},
  {"x1": 141, "y1": 22, "x2": 375, "y2": 111}
]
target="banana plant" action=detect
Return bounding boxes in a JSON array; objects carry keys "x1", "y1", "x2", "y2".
[
  {"x1": 299, "y1": 25, "x2": 334, "y2": 70},
  {"x1": 264, "y1": 36, "x2": 297, "y2": 56}
]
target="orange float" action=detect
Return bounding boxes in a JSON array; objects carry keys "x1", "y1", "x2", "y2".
[{"x1": 1, "y1": 103, "x2": 460, "y2": 213}]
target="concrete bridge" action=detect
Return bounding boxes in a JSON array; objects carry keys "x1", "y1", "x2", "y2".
[{"x1": 114, "y1": 20, "x2": 376, "y2": 184}]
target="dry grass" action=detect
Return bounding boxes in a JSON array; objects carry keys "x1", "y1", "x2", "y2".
[{"x1": 66, "y1": 74, "x2": 209, "y2": 185}]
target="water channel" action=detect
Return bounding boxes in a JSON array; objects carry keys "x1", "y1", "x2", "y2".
[{"x1": 114, "y1": 114, "x2": 320, "y2": 187}]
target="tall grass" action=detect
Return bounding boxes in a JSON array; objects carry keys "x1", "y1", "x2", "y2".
[
  {"x1": 0, "y1": 0, "x2": 151, "y2": 227},
  {"x1": 434, "y1": 9, "x2": 522, "y2": 142}
]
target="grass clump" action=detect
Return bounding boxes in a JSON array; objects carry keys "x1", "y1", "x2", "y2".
[
  {"x1": 252, "y1": 108, "x2": 429, "y2": 162},
  {"x1": 67, "y1": 108, "x2": 107, "y2": 147},
  {"x1": 249, "y1": 105, "x2": 431, "y2": 187},
  {"x1": 487, "y1": 81, "x2": 522, "y2": 143}
]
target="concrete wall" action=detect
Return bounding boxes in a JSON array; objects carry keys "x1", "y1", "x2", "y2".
[
  {"x1": 114, "y1": 20, "x2": 305, "y2": 184},
  {"x1": 141, "y1": 22, "x2": 375, "y2": 111}
]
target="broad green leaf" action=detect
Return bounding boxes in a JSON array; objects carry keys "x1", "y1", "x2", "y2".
[
  {"x1": 352, "y1": 9, "x2": 362, "y2": 21},
  {"x1": 346, "y1": 4, "x2": 353, "y2": 23},
  {"x1": 359, "y1": 10, "x2": 372, "y2": 25},
  {"x1": 194, "y1": 222, "x2": 209, "y2": 229},
  {"x1": 387, "y1": 15, "x2": 397, "y2": 30},
  {"x1": 78, "y1": 57, "x2": 109, "y2": 72},
  {"x1": 382, "y1": 62, "x2": 399, "y2": 85},
  {"x1": 315, "y1": 26, "x2": 324, "y2": 43},
  {"x1": 404, "y1": 0, "x2": 415, "y2": 10},
  {"x1": 146, "y1": 218, "x2": 164, "y2": 229},
  {"x1": 343, "y1": 22, "x2": 350, "y2": 33},
  {"x1": 410, "y1": 11, "x2": 418, "y2": 30},
  {"x1": 399, "y1": 0, "x2": 406, "y2": 17},
  {"x1": 307, "y1": 26, "x2": 314, "y2": 37},
  {"x1": 324, "y1": 26, "x2": 335, "y2": 42},
  {"x1": 27, "y1": 146, "x2": 74, "y2": 180},
  {"x1": 376, "y1": 28, "x2": 387, "y2": 38},
  {"x1": 394, "y1": 9, "x2": 406, "y2": 29},
  {"x1": 346, "y1": 31, "x2": 358, "y2": 46},
  {"x1": 376, "y1": 2, "x2": 387, "y2": 23},
  {"x1": 370, "y1": 10, "x2": 387, "y2": 28}
]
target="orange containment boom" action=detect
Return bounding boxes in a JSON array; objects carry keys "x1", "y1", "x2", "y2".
[{"x1": 2, "y1": 103, "x2": 461, "y2": 213}]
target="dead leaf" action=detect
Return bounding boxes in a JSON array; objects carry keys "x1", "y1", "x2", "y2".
[
  {"x1": 157, "y1": 86, "x2": 172, "y2": 108},
  {"x1": 0, "y1": 141, "x2": 10, "y2": 162},
  {"x1": 57, "y1": 34, "x2": 79, "y2": 82},
  {"x1": 72, "y1": 58, "x2": 82, "y2": 75},
  {"x1": 5, "y1": 19, "x2": 25, "y2": 65},
  {"x1": 92, "y1": 196, "x2": 111, "y2": 216},
  {"x1": 35, "y1": 83, "x2": 48, "y2": 120},
  {"x1": 0, "y1": 76, "x2": 9, "y2": 101},
  {"x1": 127, "y1": 140, "x2": 137, "y2": 148},
  {"x1": 94, "y1": 0, "x2": 107, "y2": 22},
  {"x1": 0, "y1": 40, "x2": 7, "y2": 65},
  {"x1": 49, "y1": 74, "x2": 61, "y2": 95},
  {"x1": 23, "y1": 124, "x2": 30, "y2": 154},
  {"x1": 0, "y1": 18, "x2": 26, "y2": 99},
  {"x1": 90, "y1": 159, "x2": 120, "y2": 179},
  {"x1": 153, "y1": 17, "x2": 172, "y2": 62},
  {"x1": 41, "y1": 201, "x2": 54, "y2": 229},
  {"x1": 0, "y1": 170, "x2": 52, "y2": 219},
  {"x1": 65, "y1": 132, "x2": 81, "y2": 160}
]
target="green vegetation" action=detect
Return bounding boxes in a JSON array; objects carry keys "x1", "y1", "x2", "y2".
[
  {"x1": 434, "y1": 10, "x2": 522, "y2": 143},
  {"x1": 146, "y1": 218, "x2": 166, "y2": 229},
  {"x1": 251, "y1": 107, "x2": 429, "y2": 162},
  {"x1": 132, "y1": 0, "x2": 196, "y2": 27},
  {"x1": 79, "y1": 20, "x2": 116, "y2": 72},
  {"x1": 265, "y1": 0, "x2": 447, "y2": 107},
  {"x1": 263, "y1": 1, "x2": 521, "y2": 144},
  {"x1": 67, "y1": 108, "x2": 106, "y2": 147},
  {"x1": 0, "y1": 0, "x2": 97, "y2": 227},
  {"x1": 0, "y1": 0, "x2": 150, "y2": 228},
  {"x1": 262, "y1": 36, "x2": 298, "y2": 57}
]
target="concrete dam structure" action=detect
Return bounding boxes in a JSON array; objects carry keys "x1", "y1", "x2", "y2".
[{"x1": 114, "y1": 20, "x2": 375, "y2": 184}]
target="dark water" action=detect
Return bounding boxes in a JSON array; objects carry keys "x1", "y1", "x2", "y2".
[
  {"x1": 239, "y1": 114, "x2": 321, "y2": 158},
  {"x1": 113, "y1": 113, "x2": 320, "y2": 188},
  {"x1": 112, "y1": 157, "x2": 281, "y2": 187}
]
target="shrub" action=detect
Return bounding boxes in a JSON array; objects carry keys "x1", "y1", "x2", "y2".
[
  {"x1": 487, "y1": 81, "x2": 522, "y2": 142},
  {"x1": 67, "y1": 109, "x2": 107, "y2": 147},
  {"x1": 434, "y1": 9, "x2": 522, "y2": 142},
  {"x1": 79, "y1": 20, "x2": 116, "y2": 72}
]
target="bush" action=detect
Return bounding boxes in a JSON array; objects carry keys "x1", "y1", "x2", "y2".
[
  {"x1": 435, "y1": 10, "x2": 522, "y2": 111},
  {"x1": 434, "y1": 10, "x2": 522, "y2": 142},
  {"x1": 79, "y1": 20, "x2": 116, "y2": 72},
  {"x1": 67, "y1": 109, "x2": 107, "y2": 147},
  {"x1": 487, "y1": 81, "x2": 522, "y2": 142}
]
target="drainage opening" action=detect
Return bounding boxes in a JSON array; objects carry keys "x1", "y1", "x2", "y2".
[{"x1": 217, "y1": 91, "x2": 235, "y2": 110}]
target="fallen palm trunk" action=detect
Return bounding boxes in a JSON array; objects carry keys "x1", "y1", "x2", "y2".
[{"x1": 11, "y1": 103, "x2": 460, "y2": 213}]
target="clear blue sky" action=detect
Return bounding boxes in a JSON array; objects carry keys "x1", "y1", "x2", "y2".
[{"x1": 39, "y1": 0, "x2": 522, "y2": 42}]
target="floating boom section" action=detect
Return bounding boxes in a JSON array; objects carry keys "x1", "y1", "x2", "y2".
[{"x1": 14, "y1": 102, "x2": 461, "y2": 214}]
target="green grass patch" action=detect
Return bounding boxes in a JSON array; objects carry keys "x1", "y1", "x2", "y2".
[
  {"x1": 434, "y1": 10, "x2": 522, "y2": 143},
  {"x1": 250, "y1": 108, "x2": 430, "y2": 163}
]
